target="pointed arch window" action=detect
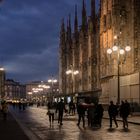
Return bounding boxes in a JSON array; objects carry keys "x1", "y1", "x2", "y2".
[
  {"x1": 107, "y1": 11, "x2": 112, "y2": 29},
  {"x1": 103, "y1": 15, "x2": 107, "y2": 32}
]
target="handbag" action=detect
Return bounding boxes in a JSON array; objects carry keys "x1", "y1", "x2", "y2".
[{"x1": 46, "y1": 110, "x2": 50, "y2": 115}]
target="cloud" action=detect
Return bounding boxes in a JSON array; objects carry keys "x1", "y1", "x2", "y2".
[
  {"x1": 0, "y1": 0, "x2": 99, "y2": 83},
  {"x1": 5, "y1": 47, "x2": 59, "y2": 82}
]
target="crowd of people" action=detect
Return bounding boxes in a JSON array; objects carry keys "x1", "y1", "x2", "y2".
[
  {"x1": 108, "y1": 100, "x2": 130, "y2": 129},
  {"x1": 0, "y1": 98, "x2": 131, "y2": 130},
  {"x1": 47, "y1": 99, "x2": 66, "y2": 126},
  {"x1": 76, "y1": 101, "x2": 104, "y2": 128},
  {"x1": 46, "y1": 99, "x2": 104, "y2": 128},
  {"x1": 46, "y1": 99, "x2": 131, "y2": 129},
  {"x1": 0, "y1": 100, "x2": 28, "y2": 121}
]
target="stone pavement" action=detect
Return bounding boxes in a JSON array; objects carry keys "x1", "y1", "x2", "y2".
[
  {"x1": 34, "y1": 106, "x2": 140, "y2": 125},
  {"x1": 9, "y1": 106, "x2": 140, "y2": 140},
  {"x1": 103, "y1": 111, "x2": 140, "y2": 125},
  {"x1": 0, "y1": 111, "x2": 30, "y2": 140},
  {"x1": 65, "y1": 111, "x2": 140, "y2": 125},
  {"x1": 0, "y1": 106, "x2": 139, "y2": 140}
]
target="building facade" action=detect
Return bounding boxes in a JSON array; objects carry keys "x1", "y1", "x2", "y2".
[
  {"x1": 5, "y1": 79, "x2": 26, "y2": 101},
  {"x1": 59, "y1": 0, "x2": 101, "y2": 103},
  {"x1": 100, "y1": 0, "x2": 140, "y2": 104},
  {"x1": 59, "y1": 0, "x2": 140, "y2": 104},
  {"x1": 26, "y1": 81, "x2": 59, "y2": 103}
]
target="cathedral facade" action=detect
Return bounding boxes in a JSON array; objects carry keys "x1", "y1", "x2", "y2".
[
  {"x1": 59, "y1": 0, "x2": 140, "y2": 104},
  {"x1": 100, "y1": 0, "x2": 140, "y2": 104}
]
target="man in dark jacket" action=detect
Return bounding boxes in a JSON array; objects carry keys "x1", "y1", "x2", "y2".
[
  {"x1": 77, "y1": 102, "x2": 86, "y2": 128},
  {"x1": 95, "y1": 104, "x2": 104, "y2": 127},
  {"x1": 108, "y1": 101, "x2": 118, "y2": 128},
  {"x1": 120, "y1": 100, "x2": 130, "y2": 128},
  {"x1": 56, "y1": 99, "x2": 65, "y2": 125}
]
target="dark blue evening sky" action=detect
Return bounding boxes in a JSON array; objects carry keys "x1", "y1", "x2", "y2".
[{"x1": 0, "y1": 0, "x2": 99, "y2": 83}]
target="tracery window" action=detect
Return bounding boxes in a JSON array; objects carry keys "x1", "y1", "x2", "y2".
[
  {"x1": 103, "y1": 15, "x2": 107, "y2": 32},
  {"x1": 107, "y1": 11, "x2": 111, "y2": 29}
]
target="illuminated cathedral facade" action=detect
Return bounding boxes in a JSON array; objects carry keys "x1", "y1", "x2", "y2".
[{"x1": 59, "y1": 0, "x2": 140, "y2": 104}]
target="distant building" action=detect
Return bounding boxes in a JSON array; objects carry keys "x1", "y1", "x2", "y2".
[
  {"x1": 26, "y1": 81, "x2": 59, "y2": 102},
  {"x1": 0, "y1": 67, "x2": 5, "y2": 98},
  {"x1": 5, "y1": 79, "x2": 26, "y2": 100}
]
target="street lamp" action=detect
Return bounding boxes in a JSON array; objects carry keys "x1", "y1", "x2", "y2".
[
  {"x1": 0, "y1": 67, "x2": 5, "y2": 98},
  {"x1": 31, "y1": 82, "x2": 50, "y2": 103},
  {"x1": 66, "y1": 66, "x2": 79, "y2": 94},
  {"x1": 48, "y1": 77, "x2": 58, "y2": 100},
  {"x1": 27, "y1": 92, "x2": 33, "y2": 102},
  {"x1": 38, "y1": 83, "x2": 50, "y2": 89},
  {"x1": 107, "y1": 37, "x2": 131, "y2": 104}
]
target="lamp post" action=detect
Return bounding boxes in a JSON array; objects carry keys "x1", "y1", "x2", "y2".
[
  {"x1": 0, "y1": 67, "x2": 5, "y2": 98},
  {"x1": 107, "y1": 36, "x2": 131, "y2": 104},
  {"x1": 66, "y1": 65, "x2": 79, "y2": 94},
  {"x1": 48, "y1": 77, "x2": 57, "y2": 101},
  {"x1": 27, "y1": 92, "x2": 33, "y2": 102}
]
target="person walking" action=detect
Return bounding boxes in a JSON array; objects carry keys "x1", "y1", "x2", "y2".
[
  {"x1": 115, "y1": 102, "x2": 120, "y2": 117},
  {"x1": 95, "y1": 104, "x2": 104, "y2": 128},
  {"x1": 1, "y1": 101, "x2": 8, "y2": 121},
  {"x1": 108, "y1": 101, "x2": 118, "y2": 128},
  {"x1": 65, "y1": 103, "x2": 69, "y2": 116},
  {"x1": 77, "y1": 101, "x2": 86, "y2": 128},
  {"x1": 47, "y1": 101, "x2": 55, "y2": 126},
  {"x1": 73, "y1": 103, "x2": 76, "y2": 115},
  {"x1": 120, "y1": 100, "x2": 130, "y2": 128},
  {"x1": 69, "y1": 101, "x2": 75, "y2": 115},
  {"x1": 56, "y1": 99, "x2": 65, "y2": 125},
  {"x1": 87, "y1": 103, "x2": 95, "y2": 127},
  {"x1": 68, "y1": 101, "x2": 72, "y2": 115}
]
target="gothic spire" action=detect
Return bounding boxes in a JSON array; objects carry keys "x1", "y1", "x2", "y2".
[
  {"x1": 66, "y1": 15, "x2": 72, "y2": 45},
  {"x1": 68, "y1": 14, "x2": 72, "y2": 38},
  {"x1": 74, "y1": 5, "x2": 79, "y2": 42},
  {"x1": 91, "y1": 0, "x2": 95, "y2": 22},
  {"x1": 91, "y1": 0, "x2": 96, "y2": 33},
  {"x1": 82, "y1": 0, "x2": 87, "y2": 31},
  {"x1": 74, "y1": 5, "x2": 78, "y2": 33},
  {"x1": 60, "y1": 18, "x2": 65, "y2": 33},
  {"x1": 66, "y1": 19, "x2": 69, "y2": 42},
  {"x1": 60, "y1": 18, "x2": 65, "y2": 46}
]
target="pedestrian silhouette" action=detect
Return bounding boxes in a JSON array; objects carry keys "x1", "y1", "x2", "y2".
[
  {"x1": 95, "y1": 104, "x2": 104, "y2": 128},
  {"x1": 77, "y1": 101, "x2": 86, "y2": 128},
  {"x1": 56, "y1": 99, "x2": 65, "y2": 125},
  {"x1": 120, "y1": 100, "x2": 130, "y2": 128},
  {"x1": 108, "y1": 101, "x2": 118, "y2": 128},
  {"x1": 1, "y1": 101, "x2": 8, "y2": 121},
  {"x1": 47, "y1": 101, "x2": 55, "y2": 126}
]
